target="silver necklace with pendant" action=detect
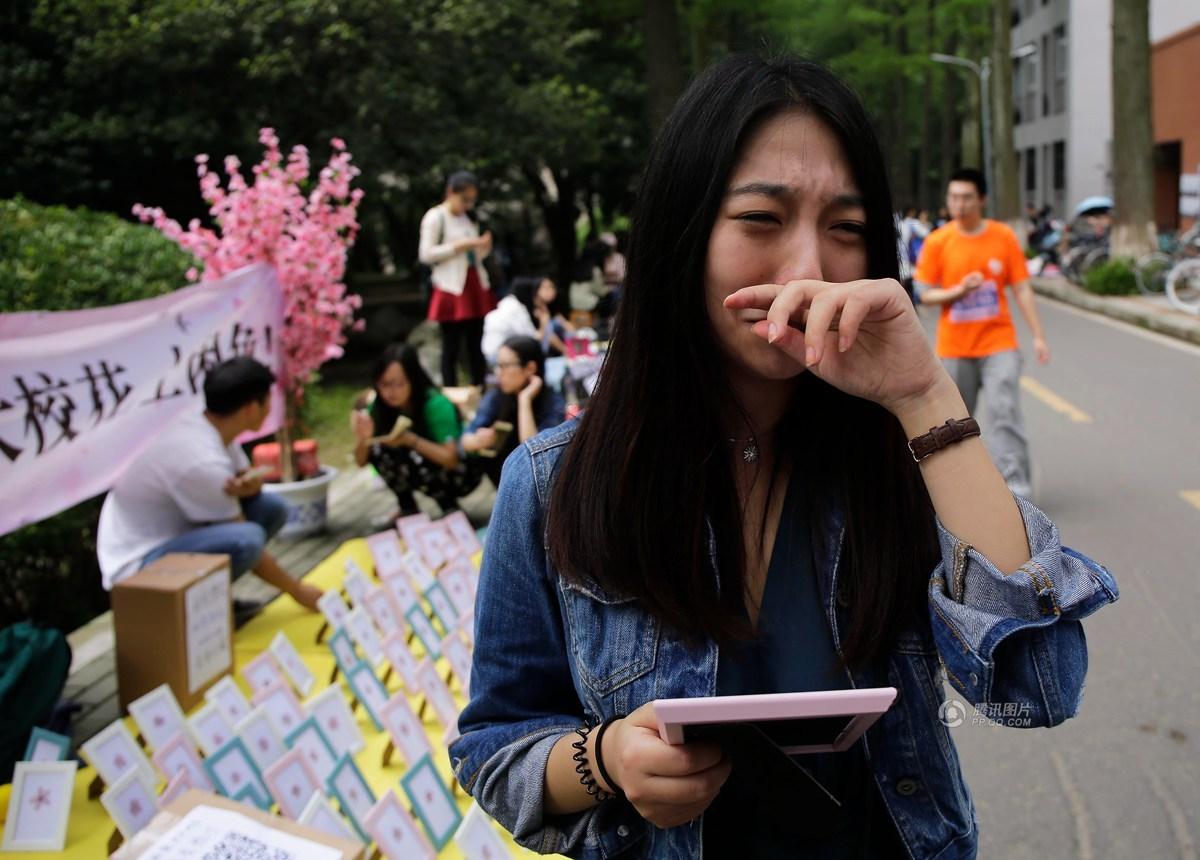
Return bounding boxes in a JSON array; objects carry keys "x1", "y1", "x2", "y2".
[{"x1": 730, "y1": 435, "x2": 759, "y2": 464}]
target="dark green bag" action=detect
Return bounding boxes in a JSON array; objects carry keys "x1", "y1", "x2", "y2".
[{"x1": 0, "y1": 622, "x2": 71, "y2": 783}]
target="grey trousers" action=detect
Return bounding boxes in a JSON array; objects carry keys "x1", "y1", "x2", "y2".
[{"x1": 941, "y1": 349, "x2": 1032, "y2": 498}]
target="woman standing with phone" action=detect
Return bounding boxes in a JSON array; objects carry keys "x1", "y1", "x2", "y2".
[{"x1": 450, "y1": 55, "x2": 1117, "y2": 858}]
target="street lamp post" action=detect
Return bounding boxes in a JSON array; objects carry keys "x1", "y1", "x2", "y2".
[{"x1": 931, "y1": 52, "x2": 993, "y2": 212}]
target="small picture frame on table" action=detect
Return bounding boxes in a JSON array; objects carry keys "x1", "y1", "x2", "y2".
[
  {"x1": 317, "y1": 589, "x2": 352, "y2": 630},
  {"x1": 364, "y1": 790, "x2": 436, "y2": 860},
  {"x1": 23, "y1": 726, "x2": 70, "y2": 762},
  {"x1": 299, "y1": 791, "x2": 362, "y2": 844},
  {"x1": 100, "y1": 767, "x2": 158, "y2": 839},
  {"x1": 382, "y1": 630, "x2": 421, "y2": 693},
  {"x1": 187, "y1": 699, "x2": 236, "y2": 757},
  {"x1": 401, "y1": 754, "x2": 462, "y2": 851},
  {"x1": 441, "y1": 632, "x2": 473, "y2": 697},
  {"x1": 424, "y1": 581, "x2": 459, "y2": 633},
  {"x1": 151, "y1": 731, "x2": 212, "y2": 791},
  {"x1": 401, "y1": 551, "x2": 436, "y2": 591},
  {"x1": 252, "y1": 679, "x2": 307, "y2": 737},
  {"x1": 327, "y1": 627, "x2": 360, "y2": 677},
  {"x1": 202, "y1": 736, "x2": 269, "y2": 802},
  {"x1": 269, "y1": 630, "x2": 316, "y2": 697},
  {"x1": 381, "y1": 692, "x2": 432, "y2": 767},
  {"x1": 327, "y1": 753, "x2": 377, "y2": 842},
  {"x1": 367, "y1": 531, "x2": 407, "y2": 580},
  {"x1": 343, "y1": 562, "x2": 374, "y2": 606},
  {"x1": 284, "y1": 717, "x2": 339, "y2": 784},
  {"x1": 234, "y1": 705, "x2": 286, "y2": 771},
  {"x1": 405, "y1": 605, "x2": 442, "y2": 660},
  {"x1": 438, "y1": 561, "x2": 475, "y2": 616},
  {"x1": 304, "y1": 686, "x2": 366, "y2": 757},
  {"x1": 263, "y1": 747, "x2": 323, "y2": 820},
  {"x1": 396, "y1": 512, "x2": 431, "y2": 549},
  {"x1": 363, "y1": 586, "x2": 402, "y2": 637},
  {"x1": 158, "y1": 768, "x2": 197, "y2": 809},
  {"x1": 455, "y1": 802, "x2": 515, "y2": 860},
  {"x1": 204, "y1": 675, "x2": 252, "y2": 726},
  {"x1": 383, "y1": 573, "x2": 420, "y2": 617},
  {"x1": 416, "y1": 659, "x2": 460, "y2": 729},
  {"x1": 411, "y1": 523, "x2": 453, "y2": 570},
  {"x1": 345, "y1": 661, "x2": 390, "y2": 731},
  {"x1": 1, "y1": 760, "x2": 77, "y2": 851},
  {"x1": 80, "y1": 718, "x2": 156, "y2": 789},
  {"x1": 127, "y1": 683, "x2": 188, "y2": 752},
  {"x1": 443, "y1": 510, "x2": 484, "y2": 557},
  {"x1": 241, "y1": 651, "x2": 287, "y2": 696},
  {"x1": 344, "y1": 607, "x2": 386, "y2": 667}
]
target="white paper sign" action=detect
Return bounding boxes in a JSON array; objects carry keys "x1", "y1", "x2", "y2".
[
  {"x1": 186, "y1": 567, "x2": 232, "y2": 693},
  {"x1": 268, "y1": 631, "x2": 316, "y2": 697},
  {"x1": 381, "y1": 693, "x2": 433, "y2": 767},
  {"x1": 141, "y1": 805, "x2": 340, "y2": 860},
  {"x1": 1179, "y1": 173, "x2": 1200, "y2": 195}
]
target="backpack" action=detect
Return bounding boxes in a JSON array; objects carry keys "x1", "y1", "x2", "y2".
[{"x1": 0, "y1": 622, "x2": 71, "y2": 782}]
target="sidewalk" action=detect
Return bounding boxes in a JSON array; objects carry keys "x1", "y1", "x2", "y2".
[{"x1": 1031, "y1": 276, "x2": 1200, "y2": 346}]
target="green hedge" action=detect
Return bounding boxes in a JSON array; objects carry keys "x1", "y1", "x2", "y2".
[
  {"x1": 1083, "y1": 258, "x2": 1137, "y2": 296},
  {"x1": 0, "y1": 198, "x2": 194, "y2": 633},
  {"x1": 0, "y1": 196, "x2": 191, "y2": 312}
]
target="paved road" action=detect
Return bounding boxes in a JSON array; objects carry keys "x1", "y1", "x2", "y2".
[{"x1": 919, "y1": 298, "x2": 1200, "y2": 858}]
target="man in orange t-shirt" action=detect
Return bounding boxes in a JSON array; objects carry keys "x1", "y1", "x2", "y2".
[{"x1": 913, "y1": 168, "x2": 1050, "y2": 499}]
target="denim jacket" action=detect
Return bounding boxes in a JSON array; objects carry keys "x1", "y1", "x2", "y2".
[{"x1": 449, "y1": 420, "x2": 1119, "y2": 859}]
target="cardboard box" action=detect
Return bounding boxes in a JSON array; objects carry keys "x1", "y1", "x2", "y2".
[
  {"x1": 113, "y1": 789, "x2": 363, "y2": 859},
  {"x1": 111, "y1": 553, "x2": 233, "y2": 711}
]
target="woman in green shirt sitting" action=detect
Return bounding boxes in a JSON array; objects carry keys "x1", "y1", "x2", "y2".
[{"x1": 352, "y1": 343, "x2": 477, "y2": 516}]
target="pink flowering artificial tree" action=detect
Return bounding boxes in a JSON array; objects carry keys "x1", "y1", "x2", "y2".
[{"x1": 135, "y1": 128, "x2": 365, "y2": 481}]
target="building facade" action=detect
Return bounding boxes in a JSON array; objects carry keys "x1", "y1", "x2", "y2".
[
  {"x1": 1010, "y1": 0, "x2": 1200, "y2": 225},
  {"x1": 1151, "y1": 22, "x2": 1200, "y2": 231}
]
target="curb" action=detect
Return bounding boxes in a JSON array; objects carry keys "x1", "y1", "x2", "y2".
[{"x1": 1031, "y1": 277, "x2": 1200, "y2": 347}]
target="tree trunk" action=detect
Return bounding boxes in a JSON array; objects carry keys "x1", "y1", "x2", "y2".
[
  {"x1": 990, "y1": 0, "x2": 1021, "y2": 224},
  {"x1": 643, "y1": 0, "x2": 685, "y2": 131},
  {"x1": 524, "y1": 165, "x2": 580, "y2": 291},
  {"x1": 1111, "y1": 0, "x2": 1156, "y2": 257},
  {"x1": 279, "y1": 405, "x2": 295, "y2": 483}
]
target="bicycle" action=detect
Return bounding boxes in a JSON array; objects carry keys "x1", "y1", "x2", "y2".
[{"x1": 1165, "y1": 258, "x2": 1200, "y2": 315}]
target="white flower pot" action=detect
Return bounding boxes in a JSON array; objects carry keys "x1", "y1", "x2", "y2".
[{"x1": 261, "y1": 466, "x2": 338, "y2": 539}]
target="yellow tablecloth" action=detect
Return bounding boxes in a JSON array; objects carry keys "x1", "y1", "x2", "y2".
[{"x1": 0, "y1": 538, "x2": 561, "y2": 858}]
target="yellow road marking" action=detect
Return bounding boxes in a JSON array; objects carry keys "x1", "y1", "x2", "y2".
[
  {"x1": 1181, "y1": 491, "x2": 1200, "y2": 512},
  {"x1": 1020, "y1": 377, "x2": 1093, "y2": 424}
]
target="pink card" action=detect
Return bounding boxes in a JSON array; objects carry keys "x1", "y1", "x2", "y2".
[
  {"x1": 383, "y1": 574, "x2": 420, "y2": 617},
  {"x1": 263, "y1": 748, "x2": 322, "y2": 820},
  {"x1": 157, "y1": 768, "x2": 195, "y2": 810},
  {"x1": 443, "y1": 511, "x2": 483, "y2": 557},
  {"x1": 151, "y1": 732, "x2": 212, "y2": 791},
  {"x1": 380, "y1": 692, "x2": 433, "y2": 767},
  {"x1": 440, "y1": 633, "x2": 473, "y2": 698},
  {"x1": 367, "y1": 531, "x2": 407, "y2": 580},
  {"x1": 251, "y1": 680, "x2": 306, "y2": 737},
  {"x1": 317, "y1": 590, "x2": 352, "y2": 629},
  {"x1": 412, "y1": 523, "x2": 456, "y2": 570},
  {"x1": 416, "y1": 660, "x2": 459, "y2": 729},
  {"x1": 241, "y1": 652, "x2": 287, "y2": 696},
  {"x1": 396, "y1": 513, "x2": 432, "y2": 549},
  {"x1": 382, "y1": 631, "x2": 421, "y2": 693},
  {"x1": 364, "y1": 587, "x2": 403, "y2": 638},
  {"x1": 402, "y1": 551, "x2": 436, "y2": 592},
  {"x1": 455, "y1": 802, "x2": 514, "y2": 859},
  {"x1": 364, "y1": 790, "x2": 436, "y2": 860},
  {"x1": 438, "y1": 562, "x2": 475, "y2": 617},
  {"x1": 268, "y1": 631, "x2": 316, "y2": 698}
]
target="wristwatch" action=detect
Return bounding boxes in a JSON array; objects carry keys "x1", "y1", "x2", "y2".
[{"x1": 907, "y1": 417, "x2": 981, "y2": 463}]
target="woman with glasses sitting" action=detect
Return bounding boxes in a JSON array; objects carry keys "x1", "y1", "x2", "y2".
[{"x1": 460, "y1": 336, "x2": 566, "y2": 487}]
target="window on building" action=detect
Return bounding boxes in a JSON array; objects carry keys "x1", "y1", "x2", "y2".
[
  {"x1": 1013, "y1": 58, "x2": 1023, "y2": 124},
  {"x1": 1025, "y1": 53, "x2": 1038, "y2": 123},
  {"x1": 1026, "y1": 148, "x2": 1037, "y2": 192},
  {"x1": 1053, "y1": 24, "x2": 1067, "y2": 114},
  {"x1": 1041, "y1": 34, "x2": 1050, "y2": 116},
  {"x1": 1053, "y1": 141, "x2": 1065, "y2": 190}
]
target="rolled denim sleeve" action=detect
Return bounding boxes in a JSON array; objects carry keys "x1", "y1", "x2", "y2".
[
  {"x1": 449, "y1": 442, "x2": 597, "y2": 856},
  {"x1": 928, "y1": 494, "x2": 1119, "y2": 727}
]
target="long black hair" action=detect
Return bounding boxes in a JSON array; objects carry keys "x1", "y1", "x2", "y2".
[
  {"x1": 370, "y1": 343, "x2": 437, "y2": 438},
  {"x1": 546, "y1": 54, "x2": 938, "y2": 670},
  {"x1": 507, "y1": 276, "x2": 542, "y2": 327}
]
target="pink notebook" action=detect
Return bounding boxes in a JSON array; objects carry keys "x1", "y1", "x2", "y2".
[{"x1": 653, "y1": 687, "x2": 897, "y2": 755}]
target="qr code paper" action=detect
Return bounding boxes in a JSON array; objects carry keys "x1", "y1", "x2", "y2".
[{"x1": 202, "y1": 832, "x2": 294, "y2": 860}]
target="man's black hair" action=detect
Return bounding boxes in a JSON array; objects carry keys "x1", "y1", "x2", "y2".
[
  {"x1": 949, "y1": 167, "x2": 987, "y2": 197},
  {"x1": 446, "y1": 170, "x2": 479, "y2": 193},
  {"x1": 204, "y1": 357, "x2": 275, "y2": 416}
]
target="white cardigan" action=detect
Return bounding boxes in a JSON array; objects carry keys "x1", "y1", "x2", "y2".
[
  {"x1": 418, "y1": 203, "x2": 491, "y2": 296},
  {"x1": 481, "y1": 295, "x2": 538, "y2": 364}
]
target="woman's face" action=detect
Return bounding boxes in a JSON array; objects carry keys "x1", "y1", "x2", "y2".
[
  {"x1": 536, "y1": 279, "x2": 557, "y2": 307},
  {"x1": 495, "y1": 346, "x2": 534, "y2": 395},
  {"x1": 704, "y1": 108, "x2": 869, "y2": 382},
  {"x1": 376, "y1": 361, "x2": 412, "y2": 409}
]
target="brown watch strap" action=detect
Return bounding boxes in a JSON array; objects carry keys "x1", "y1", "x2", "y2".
[{"x1": 907, "y1": 417, "x2": 981, "y2": 462}]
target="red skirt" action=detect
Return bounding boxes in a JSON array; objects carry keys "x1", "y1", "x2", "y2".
[{"x1": 427, "y1": 266, "x2": 496, "y2": 323}]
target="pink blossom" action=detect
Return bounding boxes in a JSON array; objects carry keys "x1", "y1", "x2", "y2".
[{"x1": 136, "y1": 128, "x2": 363, "y2": 408}]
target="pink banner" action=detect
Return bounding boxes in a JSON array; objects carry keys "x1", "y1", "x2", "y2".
[{"x1": 0, "y1": 264, "x2": 285, "y2": 535}]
